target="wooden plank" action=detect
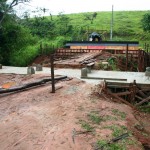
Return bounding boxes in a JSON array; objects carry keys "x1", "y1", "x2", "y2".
[
  {"x1": 114, "y1": 91, "x2": 131, "y2": 96},
  {"x1": 107, "y1": 89, "x2": 135, "y2": 108},
  {"x1": 135, "y1": 96, "x2": 150, "y2": 106},
  {"x1": 128, "y1": 46, "x2": 139, "y2": 50},
  {"x1": 0, "y1": 76, "x2": 67, "y2": 94},
  {"x1": 135, "y1": 95, "x2": 143, "y2": 101},
  {"x1": 70, "y1": 46, "x2": 87, "y2": 49},
  {"x1": 107, "y1": 85, "x2": 130, "y2": 88},
  {"x1": 105, "y1": 46, "x2": 126, "y2": 50},
  {"x1": 81, "y1": 76, "x2": 127, "y2": 81},
  {"x1": 87, "y1": 62, "x2": 95, "y2": 66},
  {"x1": 139, "y1": 105, "x2": 150, "y2": 109},
  {"x1": 138, "y1": 90, "x2": 148, "y2": 98},
  {"x1": 88, "y1": 46, "x2": 105, "y2": 49}
]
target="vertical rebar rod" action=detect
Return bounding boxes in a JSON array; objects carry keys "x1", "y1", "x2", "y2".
[
  {"x1": 50, "y1": 54, "x2": 55, "y2": 93},
  {"x1": 126, "y1": 44, "x2": 129, "y2": 71}
]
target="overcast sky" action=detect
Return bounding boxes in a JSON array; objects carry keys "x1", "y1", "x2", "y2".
[{"x1": 16, "y1": 0, "x2": 150, "y2": 16}]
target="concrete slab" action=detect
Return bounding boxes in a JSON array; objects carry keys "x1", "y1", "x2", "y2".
[
  {"x1": 0, "y1": 66, "x2": 150, "y2": 85},
  {"x1": 88, "y1": 70, "x2": 150, "y2": 84}
]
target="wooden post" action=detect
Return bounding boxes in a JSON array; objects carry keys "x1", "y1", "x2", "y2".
[
  {"x1": 50, "y1": 53, "x2": 55, "y2": 93},
  {"x1": 126, "y1": 44, "x2": 129, "y2": 71}
]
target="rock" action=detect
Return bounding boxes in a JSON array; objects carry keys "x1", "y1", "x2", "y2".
[
  {"x1": 145, "y1": 67, "x2": 150, "y2": 76},
  {"x1": 146, "y1": 67, "x2": 150, "y2": 72},
  {"x1": 32, "y1": 63, "x2": 37, "y2": 67},
  {"x1": 81, "y1": 68, "x2": 87, "y2": 77},
  {"x1": 102, "y1": 62, "x2": 109, "y2": 65},
  {"x1": 86, "y1": 67, "x2": 91, "y2": 73},
  {"x1": 27, "y1": 67, "x2": 35, "y2": 74},
  {"x1": 36, "y1": 64, "x2": 43, "y2": 71}
]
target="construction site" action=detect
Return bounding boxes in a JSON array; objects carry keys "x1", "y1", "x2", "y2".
[{"x1": 0, "y1": 34, "x2": 150, "y2": 150}]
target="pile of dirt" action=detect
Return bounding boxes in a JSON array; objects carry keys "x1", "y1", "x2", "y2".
[{"x1": 31, "y1": 55, "x2": 50, "y2": 66}]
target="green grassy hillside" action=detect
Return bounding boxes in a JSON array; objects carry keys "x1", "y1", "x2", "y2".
[{"x1": 62, "y1": 11, "x2": 150, "y2": 45}]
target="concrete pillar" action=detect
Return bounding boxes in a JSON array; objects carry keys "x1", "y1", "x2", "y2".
[
  {"x1": 0, "y1": 64, "x2": 2, "y2": 69},
  {"x1": 86, "y1": 66, "x2": 91, "y2": 73},
  {"x1": 145, "y1": 67, "x2": 150, "y2": 76},
  {"x1": 81, "y1": 68, "x2": 87, "y2": 78},
  {"x1": 27, "y1": 66, "x2": 35, "y2": 74},
  {"x1": 36, "y1": 64, "x2": 43, "y2": 71}
]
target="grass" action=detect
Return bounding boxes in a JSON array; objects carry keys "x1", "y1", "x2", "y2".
[
  {"x1": 96, "y1": 125, "x2": 134, "y2": 150},
  {"x1": 112, "y1": 109, "x2": 126, "y2": 120},
  {"x1": 9, "y1": 45, "x2": 39, "y2": 67},
  {"x1": 96, "y1": 133, "x2": 138, "y2": 150},
  {"x1": 103, "y1": 115, "x2": 118, "y2": 121},
  {"x1": 96, "y1": 140, "x2": 126, "y2": 150},
  {"x1": 46, "y1": 11, "x2": 150, "y2": 44},
  {"x1": 66, "y1": 11, "x2": 150, "y2": 44},
  {"x1": 138, "y1": 103, "x2": 150, "y2": 113},
  {"x1": 104, "y1": 125, "x2": 128, "y2": 137},
  {"x1": 88, "y1": 112, "x2": 103, "y2": 124},
  {"x1": 77, "y1": 106, "x2": 139, "y2": 150},
  {"x1": 79, "y1": 120, "x2": 94, "y2": 132}
]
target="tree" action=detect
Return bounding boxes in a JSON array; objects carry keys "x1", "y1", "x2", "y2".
[
  {"x1": 0, "y1": 0, "x2": 37, "y2": 65},
  {"x1": 84, "y1": 12, "x2": 97, "y2": 24},
  {"x1": 141, "y1": 13, "x2": 150, "y2": 32},
  {"x1": 56, "y1": 12, "x2": 72, "y2": 36},
  {"x1": 0, "y1": 0, "x2": 30, "y2": 28},
  {"x1": 22, "y1": 8, "x2": 56, "y2": 38}
]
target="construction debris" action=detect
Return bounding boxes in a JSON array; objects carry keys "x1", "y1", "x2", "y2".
[
  {"x1": 0, "y1": 76, "x2": 67, "y2": 94},
  {"x1": 94, "y1": 133, "x2": 129, "y2": 150},
  {"x1": 36, "y1": 64, "x2": 43, "y2": 71},
  {"x1": 72, "y1": 128, "x2": 92, "y2": 144},
  {"x1": 98, "y1": 80, "x2": 150, "y2": 109}
]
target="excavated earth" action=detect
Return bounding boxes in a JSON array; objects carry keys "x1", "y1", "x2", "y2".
[{"x1": 0, "y1": 73, "x2": 150, "y2": 150}]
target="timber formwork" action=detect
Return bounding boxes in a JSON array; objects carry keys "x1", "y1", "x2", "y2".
[
  {"x1": 100, "y1": 80, "x2": 150, "y2": 109},
  {"x1": 54, "y1": 48, "x2": 150, "y2": 72}
]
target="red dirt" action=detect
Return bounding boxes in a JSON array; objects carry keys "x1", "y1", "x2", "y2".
[
  {"x1": 0, "y1": 74, "x2": 149, "y2": 150},
  {"x1": 31, "y1": 51, "x2": 113, "y2": 69}
]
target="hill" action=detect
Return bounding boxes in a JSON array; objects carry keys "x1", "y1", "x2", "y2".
[{"x1": 65, "y1": 11, "x2": 150, "y2": 44}]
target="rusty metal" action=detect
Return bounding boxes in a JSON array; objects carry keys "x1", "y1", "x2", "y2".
[
  {"x1": 50, "y1": 53, "x2": 55, "y2": 93},
  {"x1": 100, "y1": 79, "x2": 150, "y2": 110},
  {"x1": 126, "y1": 44, "x2": 129, "y2": 71},
  {"x1": 55, "y1": 47, "x2": 150, "y2": 72}
]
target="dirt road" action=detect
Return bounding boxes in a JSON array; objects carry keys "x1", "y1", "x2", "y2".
[{"x1": 0, "y1": 74, "x2": 149, "y2": 150}]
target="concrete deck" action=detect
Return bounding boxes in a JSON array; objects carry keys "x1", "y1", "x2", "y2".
[{"x1": 0, "y1": 66, "x2": 150, "y2": 85}]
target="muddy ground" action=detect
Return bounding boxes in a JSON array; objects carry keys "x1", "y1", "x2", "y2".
[{"x1": 0, "y1": 74, "x2": 150, "y2": 150}]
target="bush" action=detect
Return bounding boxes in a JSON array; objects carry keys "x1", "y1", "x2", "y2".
[{"x1": 9, "y1": 45, "x2": 39, "y2": 66}]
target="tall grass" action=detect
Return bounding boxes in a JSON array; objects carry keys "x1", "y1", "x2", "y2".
[{"x1": 10, "y1": 45, "x2": 39, "y2": 67}]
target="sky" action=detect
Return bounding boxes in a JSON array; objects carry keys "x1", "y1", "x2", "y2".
[{"x1": 16, "y1": 0, "x2": 150, "y2": 16}]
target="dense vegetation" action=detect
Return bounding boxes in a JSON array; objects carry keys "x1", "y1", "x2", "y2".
[{"x1": 0, "y1": 0, "x2": 150, "y2": 66}]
